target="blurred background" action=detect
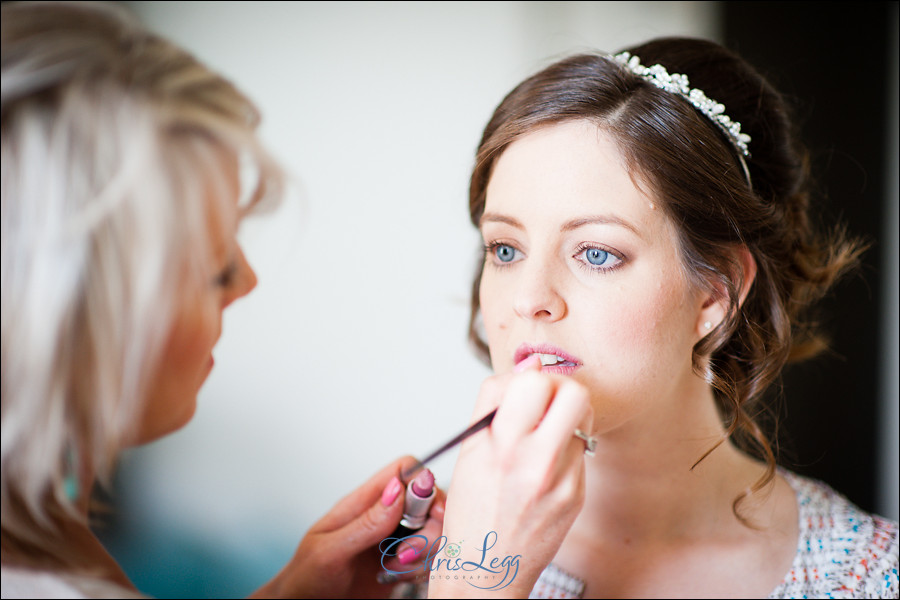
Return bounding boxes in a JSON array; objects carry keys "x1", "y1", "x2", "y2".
[{"x1": 92, "y1": 2, "x2": 898, "y2": 598}]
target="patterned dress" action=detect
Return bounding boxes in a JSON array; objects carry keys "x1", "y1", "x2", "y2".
[{"x1": 529, "y1": 470, "x2": 899, "y2": 599}]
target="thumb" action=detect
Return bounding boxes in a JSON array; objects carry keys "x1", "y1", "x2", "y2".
[{"x1": 334, "y1": 476, "x2": 406, "y2": 553}]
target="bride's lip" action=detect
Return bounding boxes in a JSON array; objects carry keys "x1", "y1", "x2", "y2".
[{"x1": 514, "y1": 343, "x2": 582, "y2": 374}]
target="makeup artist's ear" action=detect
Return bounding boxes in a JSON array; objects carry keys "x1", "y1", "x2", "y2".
[{"x1": 695, "y1": 245, "x2": 757, "y2": 337}]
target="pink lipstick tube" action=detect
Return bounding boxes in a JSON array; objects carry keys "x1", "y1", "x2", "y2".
[{"x1": 392, "y1": 469, "x2": 436, "y2": 538}]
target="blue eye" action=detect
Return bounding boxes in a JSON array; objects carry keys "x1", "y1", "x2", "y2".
[
  {"x1": 585, "y1": 248, "x2": 609, "y2": 266},
  {"x1": 494, "y1": 244, "x2": 516, "y2": 263},
  {"x1": 575, "y1": 244, "x2": 623, "y2": 272}
]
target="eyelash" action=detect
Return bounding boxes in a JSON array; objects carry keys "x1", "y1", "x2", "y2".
[
  {"x1": 483, "y1": 240, "x2": 521, "y2": 269},
  {"x1": 572, "y1": 242, "x2": 625, "y2": 274},
  {"x1": 214, "y1": 261, "x2": 238, "y2": 288},
  {"x1": 483, "y1": 240, "x2": 626, "y2": 274}
]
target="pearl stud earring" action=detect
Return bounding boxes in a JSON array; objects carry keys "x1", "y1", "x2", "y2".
[{"x1": 703, "y1": 321, "x2": 712, "y2": 330}]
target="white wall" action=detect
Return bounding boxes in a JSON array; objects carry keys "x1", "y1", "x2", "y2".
[{"x1": 112, "y1": 1, "x2": 725, "y2": 594}]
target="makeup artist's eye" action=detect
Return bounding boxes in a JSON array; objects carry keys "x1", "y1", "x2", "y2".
[
  {"x1": 213, "y1": 261, "x2": 238, "y2": 288},
  {"x1": 484, "y1": 241, "x2": 522, "y2": 266},
  {"x1": 574, "y1": 243, "x2": 623, "y2": 272}
]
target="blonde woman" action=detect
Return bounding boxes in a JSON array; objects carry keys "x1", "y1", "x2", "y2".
[{"x1": 0, "y1": 2, "x2": 455, "y2": 597}]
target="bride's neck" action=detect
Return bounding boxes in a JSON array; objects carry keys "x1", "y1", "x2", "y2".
[{"x1": 576, "y1": 387, "x2": 771, "y2": 543}]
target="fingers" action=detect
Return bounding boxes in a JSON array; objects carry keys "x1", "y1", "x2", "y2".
[
  {"x1": 428, "y1": 370, "x2": 591, "y2": 599},
  {"x1": 331, "y1": 463, "x2": 445, "y2": 561},
  {"x1": 534, "y1": 378, "x2": 593, "y2": 458},
  {"x1": 469, "y1": 354, "x2": 541, "y2": 419},
  {"x1": 514, "y1": 353, "x2": 543, "y2": 373},
  {"x1": 332, "y1": 481, "x2": 408, "y2": 554},
  {"x1": 470, "y1": 374, "x2": 506, "y2": 421},
  {"x1": 473, "y1": 369, "x2": 593, "y2": 513},
  {"x1": 312, "y1": 455, "x2": 418, "y2": 533},
  {"x1": 492, "y1": 371, "x2": 557, "y2": 444},
  {"x1": 490, "y1": 365, "x2": 592, "y2": 455},
  {"x1": 378, "y1": 483, "x2": 447, "y2": 575}
]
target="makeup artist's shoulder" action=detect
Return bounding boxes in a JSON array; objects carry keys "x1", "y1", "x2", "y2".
[{"x1": 1, "y1": 565, "x2": 149, "y2": 599}]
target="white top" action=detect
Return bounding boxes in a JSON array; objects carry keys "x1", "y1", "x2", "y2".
[
  {"x1": 529, "y1": 470, "x2": 900, "y2": 599},
  {"x1": 0, "y1": 565, "x2": 146, "y2": 599}
]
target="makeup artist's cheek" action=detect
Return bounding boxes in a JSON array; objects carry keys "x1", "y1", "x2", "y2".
[{"x1": 163, "y1": 312, "x2": 215, "y2": 385}]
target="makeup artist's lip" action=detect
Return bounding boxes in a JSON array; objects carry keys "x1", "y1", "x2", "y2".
[{"x1": 514, "y1": 343, "x2": 582, "y2": 375}]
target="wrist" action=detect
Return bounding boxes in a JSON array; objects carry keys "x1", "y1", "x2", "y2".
[
  {"x1": 421, "y1": 529, "x2": 535, "y2": 598},
  {"x1": 427, "y1": 575, "x2": 535, "y2": 599}
]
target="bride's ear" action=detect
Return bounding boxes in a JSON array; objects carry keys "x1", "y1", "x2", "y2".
[{"x1": 695, "y1": 245, "x2": 757, "y2": 338}]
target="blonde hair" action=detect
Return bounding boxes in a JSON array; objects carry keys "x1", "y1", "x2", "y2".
[{"x1": 1, "y1": 1, "x2": 283, "y2": 570}]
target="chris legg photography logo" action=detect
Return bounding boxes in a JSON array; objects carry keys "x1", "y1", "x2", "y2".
[{"x1": 379, "y1": 531, "x2": 520, "y2": 590}]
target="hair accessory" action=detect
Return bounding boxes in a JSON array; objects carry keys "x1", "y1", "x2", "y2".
[
  {"x1": 613, "y1": 52, "x2": 751, "y2": 158},
  {"x1": 612, "y1": 52, "x2": 753, "y2": 187}
]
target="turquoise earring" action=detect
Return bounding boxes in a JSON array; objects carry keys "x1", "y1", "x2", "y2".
[{"x1": 64, "y1": 449, "x2": 80, "y2": 501}]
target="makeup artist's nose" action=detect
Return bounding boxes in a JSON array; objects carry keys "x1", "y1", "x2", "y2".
[
  {"x1": 513, "y1": 261, "x2": 566, "y2": 322},
  {"x1": 224, "y1": 245, "x2": 257, "y2": 308}
]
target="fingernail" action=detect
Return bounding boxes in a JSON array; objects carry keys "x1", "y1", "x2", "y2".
[
  {"x1": 381, "y1": 477, "x2": 403, "y2": 506},
  {"x1": 514, "y1": 354, "x2": 542, "y2": 373},
  {"x1": 398, "y1": 547, "x2": 419, "y2": 565}
]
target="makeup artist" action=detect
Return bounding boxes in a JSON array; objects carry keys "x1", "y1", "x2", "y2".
[
  {"x1": 0, "y1": 2, "x2": 437, "y2": 597},
  {"x1": 0, "y1": 3, "x2": 594, "y2": 598}
]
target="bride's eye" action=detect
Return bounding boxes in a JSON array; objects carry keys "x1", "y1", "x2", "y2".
[
  {"x1": 574, "y1": 243, "x2": 624, "y2": 272},
  {"x1": 495, "y1": 244, "x2": 516, "y2": 263},
  {"x1": 585, "y1": 248, "x2": 609, "y2": 265},
  {"x1": 483, "y1": 241, "x2": 522, "y2": 267}
]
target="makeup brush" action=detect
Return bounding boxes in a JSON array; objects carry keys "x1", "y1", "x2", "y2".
[{"x1": 400, "y1": 408, "x2": 497, "y2": 482}]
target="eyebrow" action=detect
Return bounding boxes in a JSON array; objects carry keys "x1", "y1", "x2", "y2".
[
  {"x1": 480, "y1": 212, "x2": 642, "y2": 239},
  {"x1": 561, "y1": 215, "x2": 642, "y2": 238},
  {"x1": 480, "y1": 213, "x2": 523, "y2": 228}
]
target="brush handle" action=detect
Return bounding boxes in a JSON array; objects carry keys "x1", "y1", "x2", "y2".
[{"x1": 400, "y1": 408, "x2": 497, "y2": 482}]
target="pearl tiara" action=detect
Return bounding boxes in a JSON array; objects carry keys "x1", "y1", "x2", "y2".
[{"x1": 612, "y1": 51, "x2": 752, "y2": 160}]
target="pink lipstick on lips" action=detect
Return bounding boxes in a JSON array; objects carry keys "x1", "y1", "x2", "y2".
[{"x1": 514, "y1": 343, "x2": 582, "y2": 375}]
